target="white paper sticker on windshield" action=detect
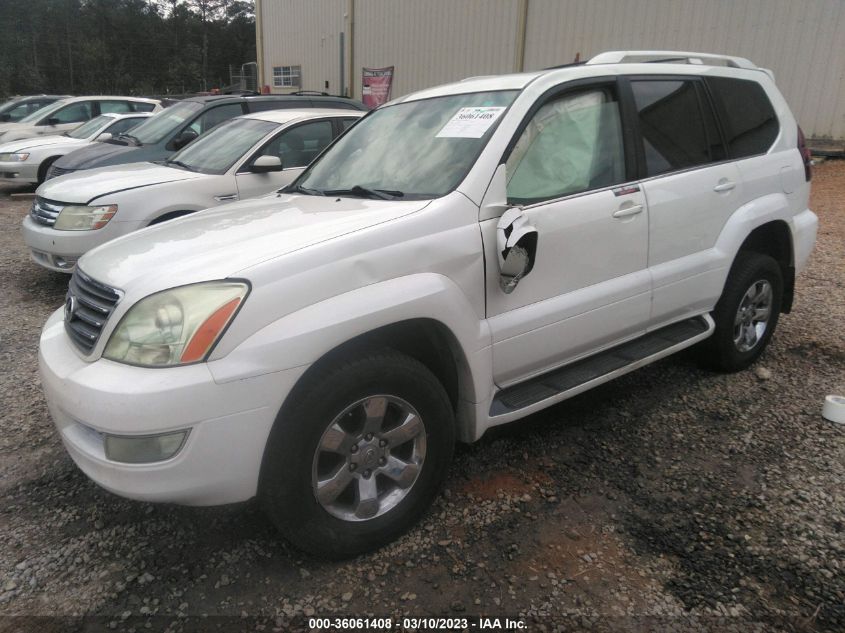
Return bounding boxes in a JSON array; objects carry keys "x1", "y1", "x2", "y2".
[{"x1": 436, "y1": 106, "x2": 506, "y2": 138}]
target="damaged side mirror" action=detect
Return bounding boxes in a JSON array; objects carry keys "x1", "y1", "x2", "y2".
[{"x1": 496, "y1": 207, "x2": 538, "y2": 294}]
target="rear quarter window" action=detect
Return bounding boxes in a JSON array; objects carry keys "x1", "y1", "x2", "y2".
[{"x1": 706, "y1": 76, "x2": 779, "y2": 158}]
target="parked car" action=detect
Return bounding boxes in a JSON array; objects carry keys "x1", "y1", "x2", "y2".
[
  {"x1": 24, "y1": 109, "x2": 363, "y2": 272},
  {"x1": 0, "y1": 96, "x2": 161, "y2": 144},
  {"x1": 39, "y1": 51, "x2": 817, "y2": 558},
  {"x1": 0, "y1": 95, "x2": 70, "y2": 123},
  {"x1": 45, "y1": 94, "x2": 368, "y2": 180},
  {"x1": 0, "y1": 112, "x2": 151, "y2": 186}
]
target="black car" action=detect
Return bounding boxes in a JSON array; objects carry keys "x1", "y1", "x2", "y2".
[
  {"x1": 47, "y1": 94, "x2": 368, "y2": 179},
  {"x1": 0, "y1": 95, "x2": 71, "y2": 123}
]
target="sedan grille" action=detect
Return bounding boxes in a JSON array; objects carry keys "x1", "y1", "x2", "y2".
[
  {"x1": 64, "y1": 269, "x2": 121, "y2": 354},
  {"x1": 30, "y1": 197, "x2": 64, "y2": 226},
  {"x1": 46, "y1": 164, "x2": 75, "y2": 180}
]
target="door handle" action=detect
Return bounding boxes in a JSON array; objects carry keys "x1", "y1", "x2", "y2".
[
  {"x1": 214, "y1": 193, "x2": 239, "y2": 202},
  {"x1": 612, "y1": 204, "x2": 643, "y2": 218},
  {"x1": 713, "y1": 181, "x2": 736, "y2": 193}
]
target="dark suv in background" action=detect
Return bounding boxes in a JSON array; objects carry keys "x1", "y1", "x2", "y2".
[{"x1": 47, "y1": 94, "x2": 368, "y2": 179}]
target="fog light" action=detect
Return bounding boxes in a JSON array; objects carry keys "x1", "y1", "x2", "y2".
[{"x1": 104, "y1": 430, "x2": 189, "y2": 464}]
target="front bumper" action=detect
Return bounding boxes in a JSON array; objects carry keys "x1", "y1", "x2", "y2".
[
  {"x1": 0, "y1": 160, "x2": 38, "y2": 184},
  {"x1": 22, "y1": 215, "x2": 133, "y2": 273},
  {"x1": 39, "y1": 308, "x2": 305, "y2": 505}
]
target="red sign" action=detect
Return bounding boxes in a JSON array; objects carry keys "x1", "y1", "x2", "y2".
[{"x1": 362, "y1": 66, "x2": 394, "y2": 109}]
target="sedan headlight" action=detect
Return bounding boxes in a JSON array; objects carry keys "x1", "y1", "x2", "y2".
[
  {"x1": 103, "y1": 281, "x2": 249, "y2": 367},
  {"x1": 54, "y1": 204, "x2": 118, "y2": 231},
  {"x1": 0, "y1": 152, "x2": 29, "y2": 162}
]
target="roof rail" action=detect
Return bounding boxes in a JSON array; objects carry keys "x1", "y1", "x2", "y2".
[{"x1": 587, "y1": 50, "x2": 758, "y2": 70}]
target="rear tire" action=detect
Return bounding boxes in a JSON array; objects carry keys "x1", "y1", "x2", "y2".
[
  {"x1": 700, "y1": 251, "x2": 783, "y2": 372},
  {"x1": 259, "y1": 350, "x2": 455, "y2": 558}
]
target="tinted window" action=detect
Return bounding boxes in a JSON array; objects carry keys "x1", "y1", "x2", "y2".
[
  {"x1": 132, "y1": 102, "x2": 157, "y2": 112},
  {"x1": 506, "y1": 88, "x2": 626, "y2": 204},
  {"x1": 258, "y1": 120, "x2": 334, "y2": 169},
  {"x1": 707, "y1": 77, "x2": 778, "y2": 158},
  {"x1": 187, "y1": 103, "x2": 245, "y2": 135},
  {"x1": 631, "y1": 80, "x2": 722, "y2": 176},
  {"x1": 100, "y1": 100, "x2": 132, "y2": 114},
  {"x1": 247, "y1": 99, "x2": 309, "y2": 112},
  {"x1": 43, "y1": 102, "x2": 93, "y2": 125},
  {"x1": 105, "y1": 117, "x2": 146, "y2": 135}
]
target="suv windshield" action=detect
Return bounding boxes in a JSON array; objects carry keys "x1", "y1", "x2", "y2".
[
  {"x1": 165, "y1": 117, "x2": 277, "y2": 174},
  {"x1": 66, "y1": 115, "x2": 111, "y2": 139},
  {"x1": 128, "y1": 101, "x2": 203, "y2": 144},
  {"x1": 297, "y1": 90, "x2": 518, "y2": 199}
]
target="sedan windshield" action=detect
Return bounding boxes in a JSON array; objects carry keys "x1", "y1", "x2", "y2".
[
  {"x1": 297, "y1": 90, "x2": 517, "y2": 199},
  {"x1": 166, "y1": 117, "x2": 277, "y2": 174},
  {"x1": 128, "y1": 101, "x2": 203, "y2": 144},
  {"x1": 66, "y1": 115, "x2": 111, "y2": 139},
  {"x1": 19, "y1": 100, "x2": 66, "y2": 124}
]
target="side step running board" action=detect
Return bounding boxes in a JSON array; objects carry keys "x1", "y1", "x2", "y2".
[{"x1": 490, "y1": 315, "x2": 714, "y2": 418}]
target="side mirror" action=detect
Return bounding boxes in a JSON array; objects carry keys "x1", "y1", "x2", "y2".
[
  {"x1": 250, "y1": 155, "x2": 283, "y2": 173},
  {"x1": 96, "y1": 132, "x2": 113, "y2": 142},
  {"x1": 0, "y1": 113, "x2": 10, "y2": 122},
  {"x1": 496, "y1": 207, "x2": 538, "y2": 294},
  {"x1": 47, "y1": 117, "x2": 60, "y2": 126},
  {"x1": 172, "y1": 128, "x2": 198, "y2": 150}
]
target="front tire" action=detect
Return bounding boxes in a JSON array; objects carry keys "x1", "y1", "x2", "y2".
[
  {"x1": 700, "y1": 251, "x2": 783, "y2": 372},
  {"x1": 259, "y1": 350, "x2": 455, "y2": 558}
]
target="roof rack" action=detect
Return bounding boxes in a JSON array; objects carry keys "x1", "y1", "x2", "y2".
[{"x1": 587, "y1": 50, "x2": 758, "y2": 70}]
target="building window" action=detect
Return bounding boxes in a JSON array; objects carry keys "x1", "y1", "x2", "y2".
[{"x1": 273, "y1": 65, "x2": 301, "y2": 88}]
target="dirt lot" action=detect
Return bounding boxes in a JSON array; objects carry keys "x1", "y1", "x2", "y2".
[{"x1": 0, "y1": 164, "x2": 843, "y2": 633}]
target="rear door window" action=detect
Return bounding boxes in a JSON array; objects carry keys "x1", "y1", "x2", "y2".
[
  {"x1": 706, "y1": 76, "x2": 779, "y2": 158},
  {"x1": 131, "y1": 102, "x2": 157, "y2": 112},
  {"x1": 99, "y1": 100, "x2": 132, "y2": 114},
  {"x1": 631, "y1": 79, "x2": 725, "y2": 176}
]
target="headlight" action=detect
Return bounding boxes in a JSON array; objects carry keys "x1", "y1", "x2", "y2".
[
  {"x1": 54, "y1": 204, "x2": 118, "y2": 231},
  {"x1": 0, "y1": 152, "x2": 29, "y2": 162},
  {"x1": 103, "y1": 281, "x2": 249, "y2": 367}
]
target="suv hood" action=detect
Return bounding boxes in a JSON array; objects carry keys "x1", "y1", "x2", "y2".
[
  {"x1": 0, "y1": 135, "x2": 85, "y2": 152},
  {"x1": 38, "y1": 162, "x2": 206, "y2": 204},
  {"x1": 52, "y1": 141, "x2": 149, "y2": 170},
  {"x1": 79, "y1": 194, "x2": 431, "y2": 291}
]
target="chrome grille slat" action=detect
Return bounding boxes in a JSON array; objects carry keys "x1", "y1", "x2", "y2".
[
  {"x1": 64, "y1": 269, "x2": 120, "y2": 354},
  {"x1": 30, "y1": 197, "x2": 64, "y2": 227}
]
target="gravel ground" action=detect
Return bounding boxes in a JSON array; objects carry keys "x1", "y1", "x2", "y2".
[{"x1": 0, "y1": 163, "x2": 843, "y2": 633}]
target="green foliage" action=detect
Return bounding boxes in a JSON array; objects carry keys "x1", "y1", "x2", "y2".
[{"x1": 0, "y1": 0, "x2": 255, "y2": 98}]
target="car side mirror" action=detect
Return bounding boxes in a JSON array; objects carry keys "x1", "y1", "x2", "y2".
[
  {"x1": 173, "y1": 129, "x2": 198, "y2": 150},
  {"x1": 96, "y1": 132, "x2": 113, "y2": 142},
  {"x1": 0, "y1": 113, "x2": 10, "y2": 122},
  {"x1": 251, "y1": 155, "x2": 283, "y2": 173},
  {"x1": 46, "y1": 117, "x2": 60, "y2": 126},
  {"x1": 496, "y1": 207, "x2": 538, "y2": 294}
]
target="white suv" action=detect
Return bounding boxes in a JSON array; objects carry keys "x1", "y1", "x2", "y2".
[{"x1": 38, "y1": 51, "x2": 818, "y2": 558}]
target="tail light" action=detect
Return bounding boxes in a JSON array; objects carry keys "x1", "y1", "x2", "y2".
[{"x1": 797, "y1": 125, "x2": 812, "y2": 182}]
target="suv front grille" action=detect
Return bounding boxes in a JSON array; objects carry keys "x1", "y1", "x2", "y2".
[
  {"x1": 30, "y1": 197, "x2": 64, "y2": 226},
  {"x1": 64, "y1": 269, "x2": 121, "y2": 354},
  {"x1": 46, "y1": 165, "x2": 74, "y2": 180}
]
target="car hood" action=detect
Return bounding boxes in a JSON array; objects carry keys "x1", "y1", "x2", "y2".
[
  {"x1": 0, "y1": 135, "x2": 85, "y2": 152},
  {"x1": 79, "y1": 194, "x2": 432, "y2": 291},
  {"x1": 37, "y1": 162, "x2": 206, "y2": 204},
  {"x1": 0, "y1": 123, "x2": 38, "y2": 141},
  {"x1": 52, "y1": 141, "x2": 148, "y2": 170}
]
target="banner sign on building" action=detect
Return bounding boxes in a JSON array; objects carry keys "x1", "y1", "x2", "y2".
[{"x1": 361, "y1": 66, "x2": 394, "y2": 108}]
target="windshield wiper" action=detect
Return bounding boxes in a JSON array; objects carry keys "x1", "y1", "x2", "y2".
[
  {"x1": 165, "y1": 159, "x2": 197, "y2": 172},
  {"x1": 117, "y1": 133, "x2": 141, "y2": 146},
  {"x1": 322, "y1": 185, "x2": 404, "y2": 200},
  {"x1": 283, "y1": 183, "x2": 325, "y2": 196}
]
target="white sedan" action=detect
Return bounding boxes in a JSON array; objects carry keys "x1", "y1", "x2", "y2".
[
  {"x1": 0, "y1": 112, "x2": 151, "y2": 186},
  {"x1": 23, "y1": 108, "x2": 363, "y2": 272}
]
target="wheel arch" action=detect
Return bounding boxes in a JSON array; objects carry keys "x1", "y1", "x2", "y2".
[
  {"x1": 736, "y1": 219, "x2": 795, "y2": 312},
  {"x1": 37, "y1": 155, "x2": 62, "y2": 183}
]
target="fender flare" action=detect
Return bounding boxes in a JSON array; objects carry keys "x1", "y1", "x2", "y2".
[{"x1": 209, "y1": 273, "x2": 492, "y2": 408}]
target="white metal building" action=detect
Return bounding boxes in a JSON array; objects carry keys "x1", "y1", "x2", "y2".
[{"x1": 255, "y1": 0, "x2": 845, "y2": 143}]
